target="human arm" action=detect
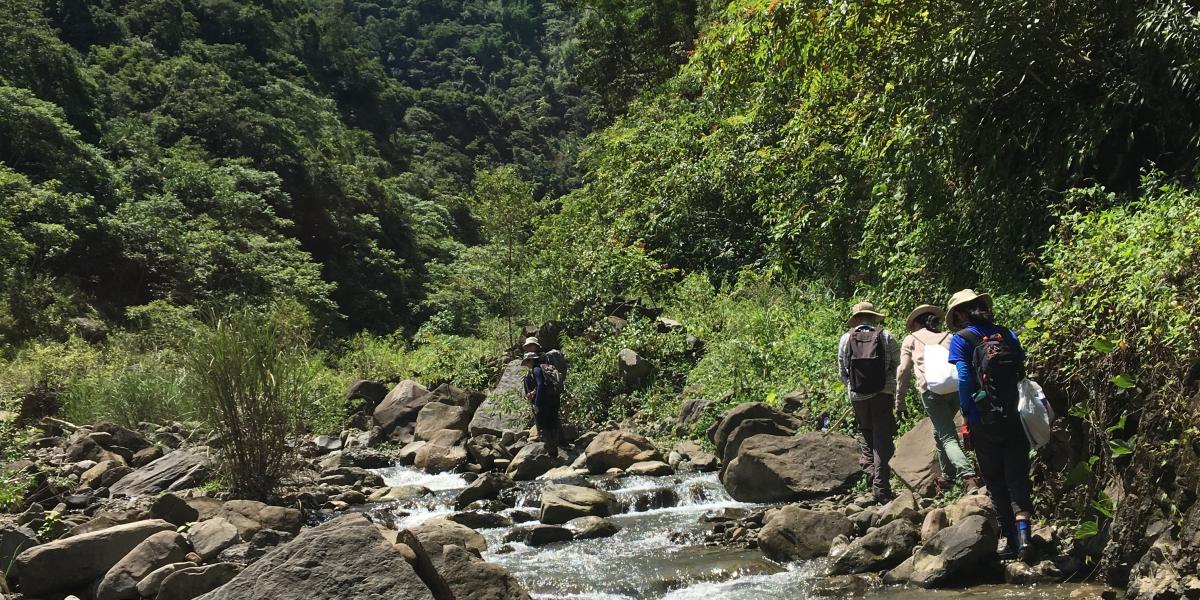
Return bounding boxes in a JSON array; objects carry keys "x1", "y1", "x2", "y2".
[
  {"x1": 895, "y1": 335, "x2": 915, "y2": 412},
  {"x1": 531, "y1": 366, "x2": 545, "y2": 408},
  {"x1": 949, "y1": 333, "x2": 979, "y2": 423},
  {"x1": 837, "y1": 333, "x2": 850, "y2": 387}
]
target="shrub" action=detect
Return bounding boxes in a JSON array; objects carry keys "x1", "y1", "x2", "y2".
[
  {"x1": 185, "y1": 307, "x2": 310, "y2": 501},
  {"x1": 62, "y1": 352, "x2": 190, "y2": 428}
]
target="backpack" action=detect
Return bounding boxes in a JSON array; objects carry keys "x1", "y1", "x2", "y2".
[
  {"x1": 538, "y1": 363, "x2": 564, "y2": 399},
  {"x1": 923, "y1": 332, "x2": 959, "y2": 395},
  {"x1": 542, "y1": 349, "x2": 568, "y2": 381},
  {"x1": 848, "y1": 326, "x2": 886, "y2": 394},
  {"x1": 957, "y1": 328, "x2": 1024, "y2": 421}
]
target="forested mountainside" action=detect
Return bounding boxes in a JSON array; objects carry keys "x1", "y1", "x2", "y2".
[{"x1": 3, "y1": 0, "x2": 1200, "y2": 595}]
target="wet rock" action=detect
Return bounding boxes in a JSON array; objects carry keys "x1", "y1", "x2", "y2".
[
  {"x1": 454, "y1": 472, "x2": 515, "y2": 509},
  {"x1": 829, "y1": 519, "x2": 919, "y2": 575},
  {"x1": 95, "y1": 531, "x2": 190, "y2": 600},
  {"x1": 507, "y1": 442, "x2": 559, "y2": 480},
  {"x1": 584, "y1": 431, "x2": 663, "y2": 474},
  {"x1": 369, "y1": 485, "x2": 433, "y2": 502},
  {"x1": 626, "y1": 460, "x2": 673, "y2": 476},
  {"x1": 617, "y1": 349, "x2": 654, "y2": 388},
  {"x1": 188, "y1": 517, "x2": 240, "y2": 560},
  {"x1": 448, "y1": 511, "x2": 513, "y2": 530},
  {"x1": 465, "y1": 434, "x2": 511, "y2": 470},
  {"x1": 109, "y1": 449, "x2": 211, "y2": 496},
  {"x1": 910, "y1": 514, "x2": 999, "y2": 588},
  {"x1": 371, "y1": 379, "x2": 430, "y2": 434},
  {"x1": 540, "y1": 484, "x2": 620, "y2": 525},
  {"x1": 887, "y1": 417, "x2": 944, "y2": 497},
  {"x1": 758, "y1": 506, "x2": 855, "y2": 562},
  {"x1": 945, "y1": 493, "x2": 995, "y2": 525},
  {"x1": 525, "y1": 524, "x2": 574, "y2": 547},
  {"x1": 629, "y1": 487, "x2": 679, "y2": 511},
  {"x1": 813, "y1": 574, "x2": 873, "y2": 597},
  {"x1": 701, "y1": 507, "x2": 750, "y2": 523},
  {"x1": 151, "y1": 492, "x2": 200, "y2": 526},
  {"x1": 706, "y1": 402, "x2": 800, "y2": 459},
  {"x1": 409, "y1": 518, "x2": 488, "y2": 555},
  {"x1": 721, "y1": 433, "x2": 860, "y2": 503},
  {"x1": 1004, "y1": 559, "x2": 1067, "y2": 585},
  {"x1": 470, "y1": 360, "x2": 531, "y2": 436},
  {"x1": 157, "y1": 563, "x2": 239, "y2": 600},
  {"x1": 200, "y1": 514, "x2": 432, "y2": 599},
  {"x1": 568, "y1": 516, "x2": 620, "y2": 539},
  {"x1": 14, "y1": 519, "x2": 173, "y2": 596}
]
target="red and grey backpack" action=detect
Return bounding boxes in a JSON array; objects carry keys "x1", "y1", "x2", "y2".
[{"x1": 957, "y1": 328, "x2": 1024, "y2": 419}]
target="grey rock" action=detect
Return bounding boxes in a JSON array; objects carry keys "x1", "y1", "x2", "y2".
[
  {"x1": 150, "y1": 493, "x2": 200, "y2": 526},
  {"x1": 455, "y1": 472, "x2": 515, "y2": 509},
  {"x1": 96, "y1": 531, "x2": 190, "y2": 600},
  {"x1": 507, "y1": 442, "x2": 559, "y2": 480},
  {"x1": 109, "y1": 449, "x2": 211, "y2": 496},
  {"x1": 14, "y1": 519, "x2": 174, "y2": 596},
  {"x1": 0, "y1": 525, "x2": 37, "y2": 575},
  {"x1": 525, "y1": 525, "x2": 574, "y2": 547},
  {"x1": 158, "y1": 563, "x2": 239, "y2": 600},
  {"x1": 187, "y1": 517, "x2": 240, "y2": 561},
  {"x1": 438, "y1": 544, "x2": 532, "y2": 600},
  {"x1": 888, "y1": 417, "x2": 944, "y2": 497},
  {"x1": 137, "y1": 562, "x2": 195, "y2": 598},
  {"x1": 415, "y1": 403, "x2": 472, "y2": 441},
  {"x1": 910, "y1": 514, "x2": 999, "y2": 588},
  {"x1": 583, "y1": 431, "x2": 663, "y2": 474},
  {"x1": 408, "y1": 518, "x2": 487, "y2": 556},
  {"x1": 721, "y1": 433, "x2": 860, "y2": 503},
  {"x1": 706, "y1": 402, "x2": 800, "y2": 459},
  {"x1": 829, "y1": 519, "x2": 919, "y2": 575},
  {"x1": 567, "y1": 516, "x2": 620, "y2": 540},
  {"x1": 617, "y1": 349, "x2": 654, "y2": 388},
  {"x1": 758, "y1": 506, "x2": 855, "y2": 562},
  {"x1": 195, "y1": 514, "x2": 432, "y2": 600},
  {"x1": 469, "y1": 360, "x2": 531, "y2": 436},
  {"x1": 371, "y1": 379, "x2": 430, "y2": 434},
  {"x1": 540, "y1": 484, "x2": 620, "y2": 525}
]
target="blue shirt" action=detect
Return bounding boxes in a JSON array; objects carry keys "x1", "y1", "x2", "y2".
[
  {"x1": 524, "y1": 366, "x2": 545, "y2": 407},
  {"x1": 948, "y1": 324, "x2": 1025, "y2": 424}
]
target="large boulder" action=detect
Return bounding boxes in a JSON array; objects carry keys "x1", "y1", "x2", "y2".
[
  {"x1": 439, "y1": 544, "x2": 532, "y2": 600},
  {"x1": 346, "y1": 379, "x2": 389, "y2": 414},
  {"x1": 150, "y1": 493, "x2": 200, "y2": 526},
  {"x1": 718, "y1": 418, "x2": 795, "y2": 466},
  {"x1": 415, "y1": 403, "x2": 472, "y2": 441},
  {"x1": 218, "y1": 500, "x2": 303, "y2": 537},
  {"x1": 507, "y1": 442, "x2": 559, "y2": 480},
  {"x1": 888, "y1": 417, "x2": 942, "y2": 497},
  {"x1": 707, "y1": 402, "x2": 800, "y2": 459},
  {"x1": 469, "y1": 360, "x2": 531, "y2": 436},
  {"x1": 159, "y1": 563, "x2": 240, "y2": 600},
  {"x1": 188, "y1": 517, "x2": 241, "y2": 561},
  {"x1": 584, "y1": 431, "x2": 663, "y2": 474},
  {"x1": 0, "y1": 526, "x2": 37, "y2": 575},
  {"x1": 413, "y1": 442, "x2": 468, "y2": 473},
  {"x1": 93, "y1": 423, "x2": 152, "y2": 452},
  {"x1": 14, "y1": 519, "x2": 174, "y2": 596},
  {"x1": 408, "y1": 518, "x2": 487, "y2": 556},
  {"x1": 96, "y1": 531, "x2": 190, "y2": 600},
  {"x1": 137, "y1": 562, "x2": 195, "y2": 598},
  {"x1": 109, "y1": 449, "x2": 212, "y2": 496},
  {"x1": 758, "y1": 506, "x2": 855, "y2": 562},
  {"x1": 720, "y1": 433, "x2": 860, "y2": 503},
  {"x1": 195, "y1": 514, "x2": 433, "y2": 600},
  {"x1": 829, "y1": 519, "x2": 919, "y2": 575},
  {"x1": 567, "y1": 516, "x2": 620, "y2": 540},
  {"x1": 540, "y1": 484, "x2": 620, "y2": 525},
  {"x1": 371, "y1": 379, "x2": 430, "y2": 435},
  {"x1": 910, "y1": 515, "x2": 999, "y2": 588}
]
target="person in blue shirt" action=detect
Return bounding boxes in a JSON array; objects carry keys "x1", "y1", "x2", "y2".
[
  {"x1": 522, "y1": 351, "x2": 561, "y2": 455},
  {"x1": 946, "y1": 289, "x2": 1034, "y2": 562}
]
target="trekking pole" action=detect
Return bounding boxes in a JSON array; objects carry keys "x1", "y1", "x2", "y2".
[{"x1": 822, "y1": 406, "x2": 853, "y2": 436}]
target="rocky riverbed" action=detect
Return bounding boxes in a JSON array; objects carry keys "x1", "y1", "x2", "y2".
[{"x1": 0, "y1": 373, "x2": 1165, "y2": 599}]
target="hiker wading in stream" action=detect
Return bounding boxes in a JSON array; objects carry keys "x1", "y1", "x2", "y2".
[
  {"x1": 522, "y1": 350, "x2": 563, "y2": 455},
  {"x1": 896, "y1": 304, "x2": 982, "y2": 495},
  {"x1": 946, "y1": 289, "x2": 1035, "y2": 563},
  {"x1": 838, "y1": 302, "x2": 901, "y2": 503}
]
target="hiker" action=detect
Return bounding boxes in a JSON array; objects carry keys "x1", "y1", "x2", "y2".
[
  {"x1": 522, "y1": 351, "x2": 562, "y2": 455},
  {"x1": 523, "y1": 336, "x2": 568, "y2": 380},
  {"x1": 838, "y1": 302, "x2": 901, "y2": 503},
  {"x1": 946, "y1": 289, "x2": 1033, "y2": 562},
  {"x1": 896, "y1": 304, "x2": 981, "y2": 495}
]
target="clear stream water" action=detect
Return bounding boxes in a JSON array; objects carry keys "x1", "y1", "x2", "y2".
[{"x1": 369, "y1": 466, "x2": 1083, "y2": 600}]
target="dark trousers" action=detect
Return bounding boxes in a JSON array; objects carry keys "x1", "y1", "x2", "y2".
[
  {"x1": 972, "y1": 416, "x2": 1033, "y2": 535},
  {"x1": 535, "y1": 398, "x2": 561, "y2": 455},
  {"x1": 852, "y1": 394, "x2": 896, "y2": 498}
]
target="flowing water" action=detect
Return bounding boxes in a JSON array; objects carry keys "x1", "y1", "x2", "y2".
[{"x1": 370, "y1": 466, "x2": 1084, "y2": 600}]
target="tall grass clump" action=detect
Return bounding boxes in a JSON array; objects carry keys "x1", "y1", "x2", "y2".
[{"x1": 186, "y1": 307, "x2": 309, "y2": 501}]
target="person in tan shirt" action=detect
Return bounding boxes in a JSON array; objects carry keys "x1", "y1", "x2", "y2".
[{"x1": 896, "y1": 304, "x2": 980, "y2": 494}]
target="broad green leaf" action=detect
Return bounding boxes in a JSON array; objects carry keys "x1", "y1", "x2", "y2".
[
  {"x1": 1111, "y1": 374, "x2": 1136, "y2": 389},
  {"x1": 1074, "y1": 520, "x2": 1100, "y2": 540}
]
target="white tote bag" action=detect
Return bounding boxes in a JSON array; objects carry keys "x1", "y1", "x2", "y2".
[
  {"x1": 924, "y1": 339, "x2": 959, "y2": 395},
  {"x1": 1018, "y1": 378, "x2": 1054, "y2": 449}
]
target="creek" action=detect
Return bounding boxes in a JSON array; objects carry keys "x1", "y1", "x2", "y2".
[{"x1": 367, "y1": 466, "x2": 1084, "y2": 599}]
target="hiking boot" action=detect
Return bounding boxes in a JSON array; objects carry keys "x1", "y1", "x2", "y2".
[
  {"x1": 935, "y1": 477, "x2": 952, "y2": 497},
  {"x1": 963, "y1": 476, "x2": 983, "y2": 494},
  {"x1": 873, "y1": 490, "x2": 895, "y2": 504},
  {"x1": 1015, "y1": 520, "x2": 1035, "y2": 564}
]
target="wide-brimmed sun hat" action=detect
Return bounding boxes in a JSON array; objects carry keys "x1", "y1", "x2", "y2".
[
  {"x1": 846, "y1": 301, "x2": 886, "y2": 328},
  {"x1": 946, "y1": 289, "x2": 993, "y2": 328},
  {"x1": 522, "y1": 337, "x2": 541, "y2": 351},
  {"x1": 521, "y1": 351, "x2": 541, "y2": 364},
  {"x1": 905, "y1": 305, "x2": 946, "y2": 332}
]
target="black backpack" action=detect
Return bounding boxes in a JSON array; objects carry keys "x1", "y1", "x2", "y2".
[
  {"x1": 958, "y1": 328, "x2": 1024, "y2": 421},
  {"x1": 848, "y1": 326, "x2": 886, "y2": 394}
]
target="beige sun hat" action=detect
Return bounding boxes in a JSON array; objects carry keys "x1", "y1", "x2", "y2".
[
  {"x1": 522, "y1": 337, "x2": 541, "y2": 351},
  {"x1": 945, "y1": 289, "x2": 993, "y2": 328},
  {"x1": 846, "y1": 301, "x2": 886, "y2": 328},
  {"x1": 905, "y1": 304, "x2": 946, "y2": 333}
]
